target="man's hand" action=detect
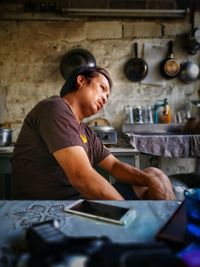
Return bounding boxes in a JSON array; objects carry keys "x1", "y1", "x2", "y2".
[
  {"x1": 142, "y1": 167, "x2": 176, "y2": 200},
  {"x1": 99, "y1": 155, "x2": 176, "y2": 200}
]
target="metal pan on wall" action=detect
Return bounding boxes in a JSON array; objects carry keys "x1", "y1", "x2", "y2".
[
  {"x1": 124, "y1": 43, "x2": 148, "y2": 82},
  {"x1": 60, "y1": 48, "x2": 96, "y2": 80},
  {"x1": 178, "y1": 60, "x2": 200, "y2": 83},
  {"x1": 160, "y1": 41, "x2": 180, "y2": 80}
]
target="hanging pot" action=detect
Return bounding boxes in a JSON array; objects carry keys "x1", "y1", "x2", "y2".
[
  {"x1": 182, "y1": 1, "x2": 200, "y2": 55},
  {"x1": 160, "y1": 41, "x2": 180, "y2": 80},
  {"x1": 184, "y1": 27, "x2": 200, "y2": 55},
  {"x1": 178, "y1": 61, "x2": 200, "y2": 83},
  {"x1": 60, "y1": 48, "x2": 96, "y2": 80},
  {"x1": 124, "y1": 43, "x2": 148, "y2": 82}
]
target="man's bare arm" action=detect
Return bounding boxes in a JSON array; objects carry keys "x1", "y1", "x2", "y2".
[
  {"x1": 53, "y1": 146, "x2": 124, "y2": 200},
  {"x1": 98, "y1": 154, "x2": 175, "y2": 200}
]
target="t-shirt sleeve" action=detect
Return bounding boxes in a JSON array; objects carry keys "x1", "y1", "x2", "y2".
[
  {"x1": 37, "y1": 100, "x2": 83, "y2": 153},
  {"x1": 85, "y1": 125, "x2": 111, "y2": 165},
  {"x1": 93, "y1": 139, "x2": 111, "y2": 165}
]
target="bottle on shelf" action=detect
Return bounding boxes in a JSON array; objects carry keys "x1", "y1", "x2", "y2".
[
  {"x1": 163, "y1": 98, "x2": 171, "y2": 123},
  {"x1": 153, "y1": 98, "x2": 171, "y2": 124},
  {"x1": 154, "y1": 100, "x2": 164, "y2": 124}
]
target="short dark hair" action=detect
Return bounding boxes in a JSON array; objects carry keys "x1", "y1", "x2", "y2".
[{"x1": 60, "y1": 66, "x2": 112, "y2": 97}]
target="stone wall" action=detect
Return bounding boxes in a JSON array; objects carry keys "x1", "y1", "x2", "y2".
[
  {"x1": 0, "y1": 15, "x2": 199, "y2": 173},
  {"x1": 1, "y1": 17, "x2": 200, "y2": 134}
]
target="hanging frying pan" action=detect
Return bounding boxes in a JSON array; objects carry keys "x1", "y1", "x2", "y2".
[
  {"x1": 160, "y1": 41, "x2": 180, "y2": 80},
  {"x1": 124, "y1": 43, "x2": 148, "y2": 82},
  {"x1": 60, "y1": 48, "x2": 96, "y2": 80}
]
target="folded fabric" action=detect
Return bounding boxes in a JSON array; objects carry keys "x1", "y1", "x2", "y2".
[
  {"x1": 126, "y1": 133, "x2": 192, "y2": 158},
  {"x1": 190, "y1": 135, "x2": 200, "y2": 157}
]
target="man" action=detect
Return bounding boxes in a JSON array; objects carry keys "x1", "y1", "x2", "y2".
[{"x1": 12, "y1": 66, "x2": 175, "y2": 200}]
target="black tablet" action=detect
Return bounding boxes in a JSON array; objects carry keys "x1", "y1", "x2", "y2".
[{"x1": 156, "y1": 202, "x2": 188, "y2": 245}]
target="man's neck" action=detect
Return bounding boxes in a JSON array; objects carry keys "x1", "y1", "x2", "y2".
[{"x1": 62, "y1": 95, "x2": 83, "y2": 123}]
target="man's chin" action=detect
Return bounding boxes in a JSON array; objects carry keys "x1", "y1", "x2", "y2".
[
  {"x1": 93, "y1": 106, "x2": 101, "y2": 114},
  {"x1": 87, "y1": 109, "x2": 99, "y2": 117}
]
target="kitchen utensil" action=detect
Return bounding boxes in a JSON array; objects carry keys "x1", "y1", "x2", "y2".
[
  {"x1": 178, "y1": 61, "x2": 200, "y2": 83},
  {"x1": 88, "y1": 118, "x2": 117, "y2": 145},
  {"x1": 160, "y1": 41, "x2": 180, "y2": 79},
  {"x1": 143, "y1": 106, "x2": 153, "y2": 124},
  {"x1": 191, "y1": 100, "x2": 200, "y2": 107},
  {"x1": 90, "y1": 124, "x2": 115, "y2": 132},
  {"x1": 60, "y1": 48, "x2": 96, "y2": 80},
  {"x1": 182, "y1": 1, "x2": 200, "y2": 55},
  {"x1": 0, "y1": 128, "x2": 12, "y2": 146},
  {"x1": 124, "y1": 105, "x2": 134, "y2": 124},
  {"x1": 124, "y1": 43, "x2": 148, "y2": 82},
  {"x1": 91, "y1": 124, "x2": 117, "y2": 145},
  {"x1": 184, "y1": 27, "x2": 200, "y2": 55},
  {"x1": 87, "y1": 117, "x2": 110, "y2": 127},
  {"x1": 133, "y1": 106, "x2": 143, "y2": 124}
]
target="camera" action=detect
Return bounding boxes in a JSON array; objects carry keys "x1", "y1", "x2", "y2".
[{"x1": 23, "y1": 220, "x2": 178, "y2": 267}]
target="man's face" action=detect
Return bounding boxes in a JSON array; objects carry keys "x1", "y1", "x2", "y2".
[{"x1": 78, "y1": 73, "x2": 110, "y2": 117}]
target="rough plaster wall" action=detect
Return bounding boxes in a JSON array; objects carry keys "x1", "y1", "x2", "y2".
[{"x1": 0, "y1": 16, "x2": 199, "y2": 174}]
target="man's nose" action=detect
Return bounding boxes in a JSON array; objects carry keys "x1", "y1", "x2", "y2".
[{"x1": 102, "y1": 94, "x2": 108, "y2": 104}]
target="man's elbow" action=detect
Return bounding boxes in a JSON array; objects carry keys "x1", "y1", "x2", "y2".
[{"x1": 68, "y1": 171, "x2": 94, "y2": 198}]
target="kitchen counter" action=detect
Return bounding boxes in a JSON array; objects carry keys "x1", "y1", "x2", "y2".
[
  {"x1": 108, "y1": 146, "x2": 139, "y2": 155},
  {"x1": 0, "y1": 145, "x2": 14, "y2": 155},
  {"x1": 0, "y1": 146, "x2": 139, "y2": 154}
]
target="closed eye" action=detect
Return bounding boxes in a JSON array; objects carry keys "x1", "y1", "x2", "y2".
[{"x1": 101, "y1": 84, "x2": 110, "y2": 99}]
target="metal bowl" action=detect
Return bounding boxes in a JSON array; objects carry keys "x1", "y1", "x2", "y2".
[{"x1": 178, "y1": 61, "x2": 200, "y2": 83}]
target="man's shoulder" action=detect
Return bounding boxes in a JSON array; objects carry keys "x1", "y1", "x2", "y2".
[
  {"x1": 27, "y1": 96, "x2": 71, "y2": 120},
  {"x1": 36, "y1": 96, "x2": 69, "y2": 110},
  {"x1": 42, "y1": 95, "x2": 63, "y2": 105}
]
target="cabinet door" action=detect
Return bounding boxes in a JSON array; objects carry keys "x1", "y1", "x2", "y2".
[
  {"x1": 0, "y1": 155, "x2": 12, "y2": 199},
  {"x1": 116, "y1": 155, "x2": 135, "y2": 165},
  {"x1": 0, "y1": 156, "x2": 11, "y2": 174}
]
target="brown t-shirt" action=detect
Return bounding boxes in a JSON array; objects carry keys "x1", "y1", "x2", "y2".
[{"x1": 11, "y1": 96, "x2": 111, "y2": 200}]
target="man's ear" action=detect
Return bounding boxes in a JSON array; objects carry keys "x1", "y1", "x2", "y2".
[{"x1": 76, "y1": 75, "x2": 85, "y2": 88}]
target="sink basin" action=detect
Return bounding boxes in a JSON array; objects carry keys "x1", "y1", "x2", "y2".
[{"x1": 122, "y1": 123, "x2": 185, "y2": 135}]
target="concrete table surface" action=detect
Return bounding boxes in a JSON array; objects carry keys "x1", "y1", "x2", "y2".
[{"x1": 0, "y1": 200, "x2": 180, "y2": 247}]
